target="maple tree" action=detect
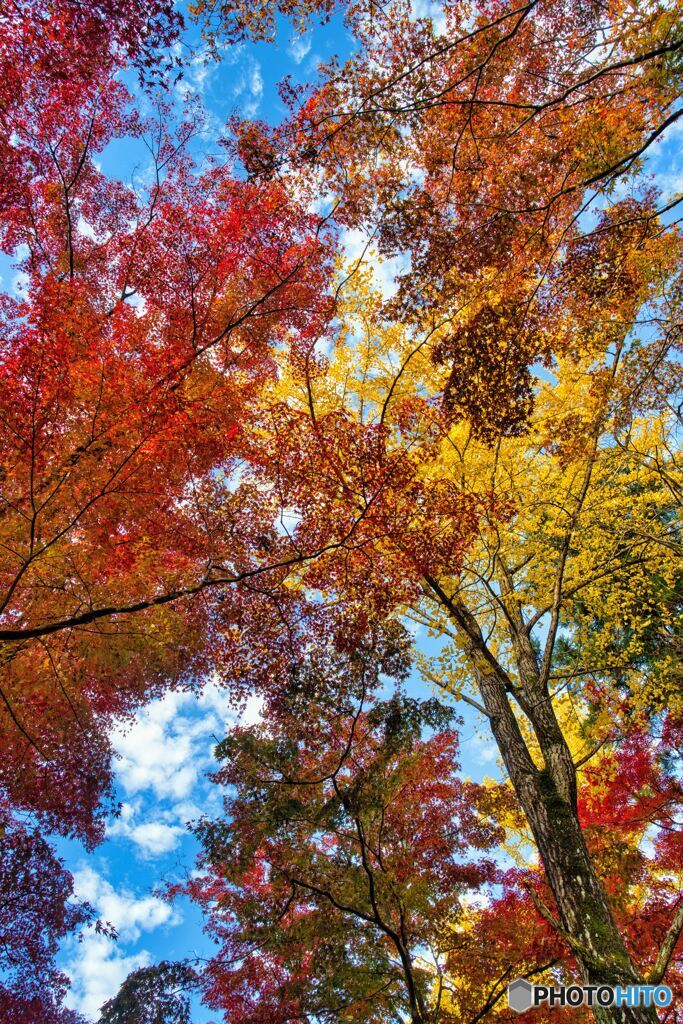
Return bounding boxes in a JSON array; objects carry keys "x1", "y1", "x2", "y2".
[
  {"x1": 0, "y1": 797, "x2": 98, "y2": 1024},
  {"x1": 0, "y1": 0, "x2": 334, "y2": 827},
  {"x1": 178, "y1": 609, "x2": 681, "y2": 1024},
  {"x1": 0, "y1": 0, "x2": 182, "y2": 92},
  {"x1": 176, "y1": 625, "x2": 504, "y2": 1024},
  {"x1": 211, "y1": 0, "x2": 683, "y2": 436},
  {"x1": 0, "y1": 0, "x2": 335, "y2": 1013},
  {"x1": 97, "y1": 960, "x2": 199, "y2": 1024},
  {"x1": 242, "y1": 249, "x2": 682, "y2": 1019}
]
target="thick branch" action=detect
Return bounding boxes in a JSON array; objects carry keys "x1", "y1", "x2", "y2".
[{"x1": 648, "y1": 900, "x2": 683, "y2": 984}]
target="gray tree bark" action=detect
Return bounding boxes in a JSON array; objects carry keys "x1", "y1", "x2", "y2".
[{"x1": 423, "y1": 576, "x2": 660, "y2": 1024}]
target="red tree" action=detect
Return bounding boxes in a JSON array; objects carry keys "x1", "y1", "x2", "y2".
[
  {"x1": 176, "y1": 624, "x2": 504, "y2": 1024},
  {"x1": 0, "y1": 2, "x2": 335, "y2": 1012}
]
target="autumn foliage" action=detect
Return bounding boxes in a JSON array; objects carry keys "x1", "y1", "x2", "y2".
[{"x1": 1, "y1": 0, "x2": 682, "y2": 1020}]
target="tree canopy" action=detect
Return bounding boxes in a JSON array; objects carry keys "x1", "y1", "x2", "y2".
[{"x1": 0, "y1": 0, "x2": 682, "y2": 1021}]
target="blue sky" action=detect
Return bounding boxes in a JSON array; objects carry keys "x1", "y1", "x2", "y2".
[{"x1": 2, "y1": 3, "x2": 681, "y2": 1018}]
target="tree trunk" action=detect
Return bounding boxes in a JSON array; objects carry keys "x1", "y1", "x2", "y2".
[
  {"x1": 517, "y1": 779, "x2": 658, "y2": 1024},
  {"x1": 424, "y1": 579, "x2": 658, "y2": 1024}
]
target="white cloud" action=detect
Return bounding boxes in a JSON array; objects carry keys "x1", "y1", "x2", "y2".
[
  {"x1": 66, "y1": 932, "x2": 150, "y2": 1021},
  {"x1": 232, "y1": 56, "x2": 264, "y2": 118},
  {"x1": 189, "y1": 46, "x2": 217, "y2": 94},
  {"x1": 65, "y1": 866, "x2": 181, "y2": 1020},
  {"x1": 242, "y1": 692, "x2": 265, "y2": 726},
  {"x1": 171, "y1": 799, "x2": 206, "y2": 824},
  {"x1": 107, "y1": 804, "x2": 185, "y2": 857},
  {"x1": 198, "y1": 677, "x2": 264, "y2": 728},
  {"x1": 112, "y1": 690, "x2": 202, "y2": 801},
  {"x1": 411, "y1": 0, "x2": 447, "y2": 35},
  {"x1": 77, "y1": 216, "x2": 98, "y2": 241},
  {"x1": 111, "y1": 681, "x2": 263, "y2": 805},
  {"x1": 65, "y1": 682, "x2": 265, "y2": 1016},
  {"x1": 74, "y1": 865, "x2": 177, "y2": 940},
  {"x1": 11, "y1": 242, "x2": 30, "y2": 298},
  {"x1": 649, "y1": 161, "x2": 683, "y2": 201},
  {"x1": 465, "y1": 733, "x2": 500, "y2": 767},
  {"x1": 287, "y1": 31, "x2": 312, "y2": 65},
  {"x1": 122, "y1": 291, "x2": 147, "y2": 318},
  {"x1": 128, "y1": 822, "x2": 184, "y2": 855}
]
